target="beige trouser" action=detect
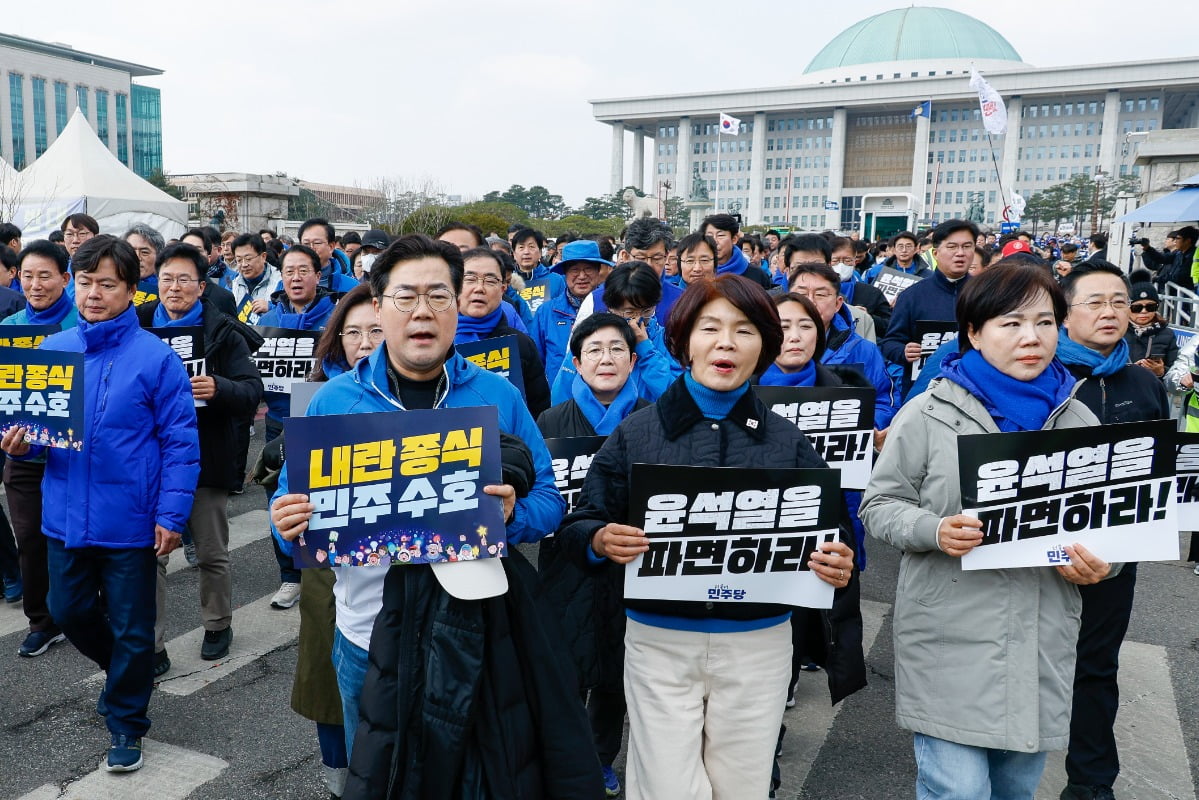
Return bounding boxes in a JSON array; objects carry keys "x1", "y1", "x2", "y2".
[
  {"x1": 155, "y1": 487, "x2": 232, "y2": 650},
  {"x1": 623, "y1": 616, "x2": 792, "y2": 800}
]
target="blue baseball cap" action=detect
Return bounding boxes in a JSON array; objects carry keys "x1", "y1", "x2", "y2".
[{"x1": 551, "y1": 239, "x2": 614, "y2": 274}]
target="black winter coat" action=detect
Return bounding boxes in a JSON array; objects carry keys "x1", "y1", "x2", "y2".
[
  {"x1": 847, "y1": 280, "x2": 892, "y2": 338},
  {"x1": 1123, "y1": 318, "x2": 1179, "y2": 371},
  {"x1": 342, "y1": 550, "x2": 604, "y2": 800},
  {"x1": 137, "y1": 298, "x2": 264, "y2": 490},
  {"x1": 555, "y1": 376, "x2": 867, "y2": 702},
  {"x1": 535, "y1": 396, "x2": 650, "y2": 692},
  {"x1": 1064, "y1": 362, "x2": 1170, "y2": 425},
  {"x1": 487, "y1": 320, "x2": 552, "y2": 418}
]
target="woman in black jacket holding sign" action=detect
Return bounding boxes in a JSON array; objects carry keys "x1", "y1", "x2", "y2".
[{"x1": 556, "y1": 276, "x2": 862, "y2": 800}]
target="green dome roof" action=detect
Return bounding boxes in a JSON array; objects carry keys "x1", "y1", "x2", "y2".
[{"x1": 804, "y1": 7, "x2": 1023, "y2": 74}]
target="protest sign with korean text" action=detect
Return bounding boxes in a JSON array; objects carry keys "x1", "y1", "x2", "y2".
[
  {"x1": 252, "y1": 326, "x2": 320, "y2": 394},
  {"x1": 1176, "y1": 433, "x2": 1199, "y2": 530},
  {"x1": 874, "y1": 267, "x2": 924, "y2": 305},
  {"x1": 284, "y1": 406, "x2": 505, "y2": 569},
  {"x1": 0, "y1": 324, "x2": 60, "y2": 350},
  {"x1": 457, "y1": 335, "x2": 525, "y2": 398},
  {"x1": 147, "y1": 326, "x2": 208, "y2": 407},
  {"x1": 0, "y1": 347, "x2": 84, "y2": 450},
  {"x1": 959, "y1": 420, "x2": 1179, "y2": 570},
  {"x1": 911, "y1": 320, "x2": 958, "y2": 381},
  {"x1": 625, "y1": 464, "x2": 840, "y2": 609},
  {"x1": 754, "y1": 386, "x2": 874, "y2": 489},
  {"x1": 518, "y1": 278, "x2": 551, "y2": 316},
  {"x1": 545, "y1": 436, "x2": 606, "y2": 515}
]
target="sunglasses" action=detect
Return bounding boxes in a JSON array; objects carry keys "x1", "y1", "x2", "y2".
[{"x1": 1129, "y1": 302, "x2": 1158, "y2": 313}]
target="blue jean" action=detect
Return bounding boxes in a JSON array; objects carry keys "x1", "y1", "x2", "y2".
[
  {"x1": 46, "y1": 536, "x2": 157, "y2": 737},
  {"x1": 332, "y1": 627, "x2": 370, "y2": 758},
  {"x1": 913, "y1": 733, "x2": 1047, "y2": 800}
]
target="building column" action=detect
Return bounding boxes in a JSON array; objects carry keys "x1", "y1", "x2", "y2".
[
  {"x1": 826, "y1": 107, "x2": 848, "y2": 230},
  {"x1": 631, "y1": 128, "x2": 646, "y2": 192},
  {"x1": 909, "y1": 108, "x2": 931, "y2": 223},
  {"x1": 609, "y1": 123, "x2": 625, "y2": 196},
  {"x1": 676, "y1": 116, "x2": 692, "y2": 196},
  {"x1": 1098, "y1": 89, "x2": 1122, "y2": 180},
  {"x1": 747, "y1": 112, "x2": 767, "y2": 224},
  {"x1": 1000, "y1": 96, "x2": 1022, "y2": 221}
]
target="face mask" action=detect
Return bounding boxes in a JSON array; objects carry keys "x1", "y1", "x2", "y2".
[
  {"x1": 359, "y1": 254, "x2": 377, "y2": 274},
  {"x1": 834, "y1": 263, "x2": 855, "y2": 282}
]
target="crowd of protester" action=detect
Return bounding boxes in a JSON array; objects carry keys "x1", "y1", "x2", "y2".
[{"x1": 0, "y1": 208, "x2": 1192, "y2": 800}]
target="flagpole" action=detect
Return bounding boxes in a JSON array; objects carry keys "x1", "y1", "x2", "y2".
[
  {"x1": 715, "y1": 128, "x2": 721, "y2": 212},
  {"x1": 985, "y1": 132, "x2": 1009, "y2": 221}
]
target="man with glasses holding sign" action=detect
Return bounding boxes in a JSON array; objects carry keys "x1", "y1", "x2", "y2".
[
  {"x1": 1054, "y1": 261, "x2": 1170, "y2": 800},
  {"x1": 136, "y1": 242, "x2": 263, "y2": 667},
  {"x1": 880, "y1": 220, "x2": 979, "y2": 399}
]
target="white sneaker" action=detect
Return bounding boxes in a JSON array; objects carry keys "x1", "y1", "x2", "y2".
[
  {"x1": 1193, "y1": 563, "x2": 1199, "y2": 576},
  {"x1": 270, "y1": 582, "x2": 301, "y2": 609}
]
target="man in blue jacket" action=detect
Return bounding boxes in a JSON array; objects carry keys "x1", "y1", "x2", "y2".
[
  {"x1": 298, "y1": 218, "x2": 359, "y2": 294},
  {"x1": 1, "y1": 235, "x2": 199, "y2": 773},
  {"x1": 530, "y1": 239, "x2": 609, "y2": 387},
  {"x1": 879, "y1": 219, "x2": 978, "y2": 399}
]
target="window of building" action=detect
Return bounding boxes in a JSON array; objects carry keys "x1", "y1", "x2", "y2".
[
  {"x1": 1150, "y1": 97, "x2": 1160, "y2": 111},
  {"x1": 1125, "y1": 99, "x2": 1134, "y2": 113},
  {"x1": 130, "y1": 85, "x2": 157, "y2": 175},
  {"x1": 76, "y1": 85, "x2": 88, "y2": 119},
  {"x1": 1089, "y1": 102, "x2": 1098, "y2": 115},
  {"x1": 9, "y1": 74, "x2": 26, "y2": 169},
  {"x1": 31, "y1": 77, "x2": 47, "y2": 157},
  {"x1": 1053, "y1": 104, "x2": 1061, "y2": 116},
  {"x1": 53, "y1": 80, "x2": 67, "y2": 134}
]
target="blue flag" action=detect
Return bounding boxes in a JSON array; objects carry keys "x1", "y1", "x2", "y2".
[{"x1": 911, "y1": 100, "x2": 931, "y2": 120}]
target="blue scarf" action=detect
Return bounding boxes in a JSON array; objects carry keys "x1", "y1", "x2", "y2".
[
  {"x1": 571, "y1": 372, "x2": 639, "y2": 435},
  {"x1": 716, "y1": 244, "x2": 750, "y2": 277},
  {"x1": 274, "y1": 295, "x2": 333, "y2": 329},
  {"x1": 684, "y1": 371, "x2": 749, "y2": 420},
  {"x1": 26, "y1": 290, "x2": 73, "y2": 325},
  {"x1": 759, "y1": 361, "x2": 817, "y2": 387},
  {"x1": 455, "y1": 306, "x2": 503, "y2": 344},
  {"x1": 1055, "y1": 332, "x2": 1130, "y2": 378},
  {"x1": 941, "y1": 349, "x2": 1075, "y2": 432},
  {"x1": 153, "y1": 300, "x2": 203, "y2": 328},
  {"x1": 138, "y1": 274, "x2": 158, "y2": 292}
]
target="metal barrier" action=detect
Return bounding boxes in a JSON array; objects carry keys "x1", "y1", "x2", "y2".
[{"x1": 1161, "y1": 282, "x2": 1199, "y2": 330}]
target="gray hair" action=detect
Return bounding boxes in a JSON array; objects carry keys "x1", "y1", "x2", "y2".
[{"x1": 123, "y1": 223, "x2": 165, "y2": 254}]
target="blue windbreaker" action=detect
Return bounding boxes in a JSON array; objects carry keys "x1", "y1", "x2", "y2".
[
  {"x1": 25, "y1": 305, "x2": 199, "y2": 548},
  {"x1": 271, "y1": 346, "x2": 564, "y2": 548}
]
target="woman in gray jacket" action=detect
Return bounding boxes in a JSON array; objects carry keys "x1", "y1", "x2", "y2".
[{"x1": 860, "y1": 262, "x2": 1112, "y2": 800}]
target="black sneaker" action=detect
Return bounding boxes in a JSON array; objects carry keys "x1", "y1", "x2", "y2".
[
  {"x1": 1061, "y1": 784, "x2": 1115, "y2": 800},
  {"x1": 18, "y1": 628, "x2": 65, "y2": 657},
  {"x1": 201, "y1": 627, "x2": 232, "y2": 661},
  {"x1": 3, "y1": 575, "x2": 22, "y2": 604},
  {"x1": 153, "y1": 649, "x2": 171, "y2": 678},
  {"x1": 102, "y1": 733, "x2": 143, "y2": 772}
]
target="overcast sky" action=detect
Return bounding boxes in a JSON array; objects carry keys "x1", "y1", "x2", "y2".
[{"x1": 8, "y1": 1, "x2": 1194, "y2": 207}]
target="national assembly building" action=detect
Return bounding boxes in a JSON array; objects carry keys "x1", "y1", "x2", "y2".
[{"x1": 591, "y1": 6, "x2": 1199, "y2": 238}]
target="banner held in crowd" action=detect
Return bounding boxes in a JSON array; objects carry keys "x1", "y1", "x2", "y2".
[
  {"x1": 457, "y1": 334, "x2": 525, "y2": 398},
  {"x1": 284, "y1": 406, "x2": 505, "y2": 569},
  {"x1": 874, "y1": 267, "x2": 925, "y2": 305},
  {"x1": 148, "y1": 326, "x2": 208, "y2": 407},
  {"x1": 518, "y1": 278, "x2": 552, "y2": 316},
  {"x1": 625, "y1": 464, "x2": 840, "y2": 609},
  {"x1": 959, "y1": 420, "x2": 1179, "y2": 570},
  {"x1": 911, "y1": 320, "x2": 958, "y2": 381},
  {"x1": 545, "y1": 436, "x2": 606, "y2": 515},
  {"x1": 0, "y1": 346, "x2": 84, "y2": 451},
  {"x1": 754, "y1": 386, "x2": 874, "y2": 489},
  {"x1": 0, "y1": 324, "x2": 61, "y2": 349},
  {"x1": 1176, "y1": 433, "x2": 1199, "y2": 531},
  {"x1": 253, "y1": 326, "x2": 320, "y2": 394}
]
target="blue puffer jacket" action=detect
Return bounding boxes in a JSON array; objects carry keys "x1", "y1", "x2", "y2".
[
  {"x1": 548, "y1": 318, "x2": 681, "y2": 405},
  {"x1": 822, "y1": 305, "x2": 898, "y2": 429},
  {"x1": 271, "y1": 346, "x2": 565, "y2": 547},
  {"x1": 28, "y1": 304, "x2": 200, "y2": 548}
]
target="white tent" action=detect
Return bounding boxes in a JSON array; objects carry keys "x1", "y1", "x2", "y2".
[{"x1": 12, "y1": 108, "x2": 186, "y2": 241}]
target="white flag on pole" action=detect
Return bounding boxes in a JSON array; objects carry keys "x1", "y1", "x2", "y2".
[
  {"x1": 969, "y1": 68, "x2": 1007, "y2": 136},
  {"x1": 1009, "y1": 191, "x2": 1027, "y2": 222},
  {"x1": 719, "y1": 112, "x2": 742, "y2": 136}
]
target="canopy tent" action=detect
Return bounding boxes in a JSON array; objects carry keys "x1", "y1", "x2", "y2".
[
  {"x1": 11, "y1": 108, "x2": 186, "y2": 240},
  {"x1": 1117, "y1": 172, "x2": 1199, "y2": 224}
]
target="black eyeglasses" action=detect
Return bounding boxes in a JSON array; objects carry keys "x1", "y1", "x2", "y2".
[{"x1": 1129, "y1": 302, "x2": 1158, "y2": 313}]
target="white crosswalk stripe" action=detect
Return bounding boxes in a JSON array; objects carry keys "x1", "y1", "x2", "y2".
[
  {"x1": 17, "y1": 739, "x2": 227, "y2": 799},
  {"x1": 1036, "y1": 640, "x2": 1196, "y2": 800},
  {"x1": 84, "y1": 593, "x2": 299, "y2": 697}
]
